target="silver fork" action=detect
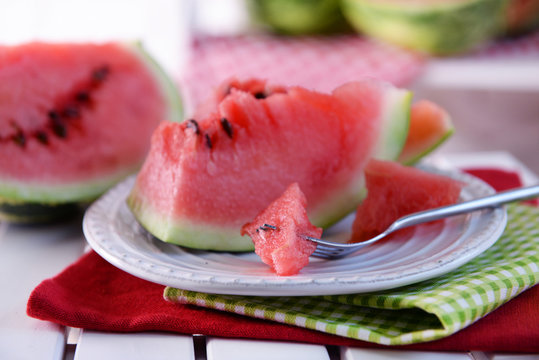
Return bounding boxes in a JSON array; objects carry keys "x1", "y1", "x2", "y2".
[{"x1": 303, "y1": 184, "x2": 539, "y2": 259}]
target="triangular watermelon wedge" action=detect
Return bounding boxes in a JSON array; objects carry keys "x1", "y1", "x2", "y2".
[
  {"x1": 128, "y1": 78, "x2": 412, "y2": 251},
  {"x1": 351, "y1": 159, "x2": 464, "y2": 243},
  {"x1": 398, "y1": 100, "x2": 454, "y2": 165}
]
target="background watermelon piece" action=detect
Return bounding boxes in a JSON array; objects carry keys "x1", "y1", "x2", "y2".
[
  {"x1": 0, "y1": 42, "x2": 182, "y2": 222},
  {"x1": 340, "y1": 0, "x2": 507, "y2": 55},
  {"x1": 398, "y1": 100, "x2": 454, "y2": 165}
]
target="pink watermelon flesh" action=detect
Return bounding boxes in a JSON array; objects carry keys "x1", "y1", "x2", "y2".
[
  {"x1": 193, "y1": 77, "x2": 287, "y2": 120},
  {"x1": 351, "y1": 159, "x2": 464, "y2": 243},
  {"x1": 241, "y1": 183, "x2": 321, "y2": 276},
  {"x1": 128, "y1": 77, "x2": 411, "y2": 251},
  {"x1": 0, "y1": 42, "x2": 179, "y2": 205}
]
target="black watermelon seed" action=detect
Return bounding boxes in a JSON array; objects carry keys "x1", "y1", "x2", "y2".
[
  {"x1": 35, "y1": 131, "x2": 49, "y2": 145},
  {"x1": 12, "y1": 131, "x2": 26, "y2": 147},
  {"x1": 62, "y1": 106, "x2": 80, "y2": 119},
  {"x1": 220, "y1": 118, "x2": 233, "y2": 138},
  {"x1": 51, "y1": 122, "x2": 67, "y2": 138},
  {"x1": 48, "y1": 110, "x2": 61, "y2": 121},
  {"x1": 186, "y1": 119, "x2": 200, "y2": 135},
  {"x1": 204, "y1": 133, "x2": 212, "y2": 149},
  {"x1": 92, "y1": 65, "x2": 110, "y2": 83},
  {"x1": 75, "y1": 91, "x2": 90, "y2": 103},
  {"x1": 259, "y1": 224, "x2": 278, "y2": 231},
  {"x1": 254, "y1": 92, "x2": 266, "y2": 99}
]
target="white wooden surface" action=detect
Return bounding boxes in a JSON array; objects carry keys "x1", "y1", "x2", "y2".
[
  {"x1": 74, "y1": 331, "x2": 195, "y2": 360},
  {"x1": 1, "y1": 152, "x2": 538, "y2": 360},
  {"x1": 342, "y1": 348, "x2": 472, "y2": 360},
  {"x1": 0, "y1": 219, "x2": 86, "y2": 360},
  {"x1": 206, "y1": 338, "x2": 330, "y2": 360}
]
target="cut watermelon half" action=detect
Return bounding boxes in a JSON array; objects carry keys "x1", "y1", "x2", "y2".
[
  {"x1": 128, "y1": 78, "x2": 412, "y2": 251},
  {"x1": 341, "y1": 0, "x2": 507, "y2": 55},
  {"x1": 351, "y1": 159, "x2": 464, "y2": 243},
  {"x1": 241, "y1": 183, "x2": 321, "y2": 276},
  {"x1": 0, "y1": 42, "x2": 182, "y2": 222},
  {"x1": 398, "y1": 100, "x2": 454, "y2": 165}
]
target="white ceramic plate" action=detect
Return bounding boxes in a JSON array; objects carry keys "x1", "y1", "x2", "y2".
[{"x1": 83, "y1": 166, "x2": 507, "y2": 296}]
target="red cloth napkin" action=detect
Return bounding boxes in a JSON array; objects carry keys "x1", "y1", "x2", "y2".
[{"x1": 27, "y1": 168, "x2": 539, "y2": 353}]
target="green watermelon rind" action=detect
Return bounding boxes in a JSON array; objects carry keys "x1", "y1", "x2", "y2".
[
  {"x1": 0, "y1": 166, "x2": 138, "y2": 205},
  {"x1": 128, "y1": 193, "x2": 253, "y2": 251},
  {"x1": 247, "y1": 0, "x2": 350, "y2": 35},
  {"x1": 400, "y1": 127, "x2": 455, "y2": 166},
  {"x1": 341, "y1": 0, "x2": 508, "y2": 55},
  {"x1": 127, "y1": 84, "x2": 412, "y2": 252},
  {"x1": 397, "y1": 102, "x2": 455, "y2": 166},
  {"x1": 0, "y1": 42, "x2": 183, "y2": 221}
]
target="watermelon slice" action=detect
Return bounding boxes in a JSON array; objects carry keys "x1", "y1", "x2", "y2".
[
  {"x1": 351, "y1": 159, "x2": 464, "y2": 243},
  {"x1": 0, "y1": 42, "x2": 182, "y2": 222},
  {"x1": 341, "y1": 0, "x2": 507, "y2": 55},
  {"x1": 398, "y1": 100, "x2": 454, "y2": 165},
  {"x1": 128, "y1": 78, "x2": 412, "y2": 251},
  {"x1": 241, "y1": 183, "x2": 321, "y2": 276},
  {"x1": 247, "y1": 0, "x2": 350, "y2": 35}
]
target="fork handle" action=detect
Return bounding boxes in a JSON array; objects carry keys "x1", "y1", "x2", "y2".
[{"x1": 391, "y1": 184, "x2": 539, "y2": 230}]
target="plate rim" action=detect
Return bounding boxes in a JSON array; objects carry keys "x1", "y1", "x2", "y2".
[{"x1": 82, "y1": 166, "x2": 507, "y2": 296}]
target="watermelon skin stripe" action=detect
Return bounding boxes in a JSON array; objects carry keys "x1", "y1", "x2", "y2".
[{"x1": 341, "y1": 0, "x2": 508, "y2": 55}]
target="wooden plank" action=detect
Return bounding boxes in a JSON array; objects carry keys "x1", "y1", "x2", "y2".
[
  {"x1": 342, "y1": 347, "x2": 471, "y2": 360},
  {"x1": 0, "y1": 219, "x2": 86, "y2": 360},
  {"x1": 74, "y1": 330, "x2": 195, "y2": 360},
  {"x1": 206, "y1": 337, "x2": 330, "y2": 360},
  {"x1": 491, "y1": 355, "x2": 539, "y2": 360}
]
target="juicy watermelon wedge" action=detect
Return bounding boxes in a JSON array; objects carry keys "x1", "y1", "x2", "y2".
[
  {"x1": 128, "y1": 78, "x2": 411, "y2": 251},
  {"x1": 0, "y1": 42, "x2": 182, "y2": 222},
  {"x1": 351, "y1": 159, "x2": 464, "y2": 243},
  {"x1": 398, "y1": 100, "x2": 454, "y2": 165},
  {"x1": 241, "y1": 183, "x2": 322, "y2": 276}
]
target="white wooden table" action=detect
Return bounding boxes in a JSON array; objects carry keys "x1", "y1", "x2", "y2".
[{"x1": 1, "y1": 151, "x2": 538, "y2": 360}]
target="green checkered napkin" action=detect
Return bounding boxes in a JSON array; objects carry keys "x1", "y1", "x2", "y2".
[{"x1": 164, "y1": 204, "x2": 539, "y2": 345}]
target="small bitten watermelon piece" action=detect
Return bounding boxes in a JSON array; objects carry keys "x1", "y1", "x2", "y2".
[
  {"x1": 351, "y1": 159, "x2": 464, "y2": 243},
  {"x1": 0, "y1": 42, "x2": 182, "y2": 222},
  {"x1": 128, "y1": 78, "x2": 412, "y2": 251},
  {"x1": 398, "y1": 100, "x2": 454, "y2": 165},
  {"x1": 241, "y1": 183, "x2": 322, "y2": 276}
]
